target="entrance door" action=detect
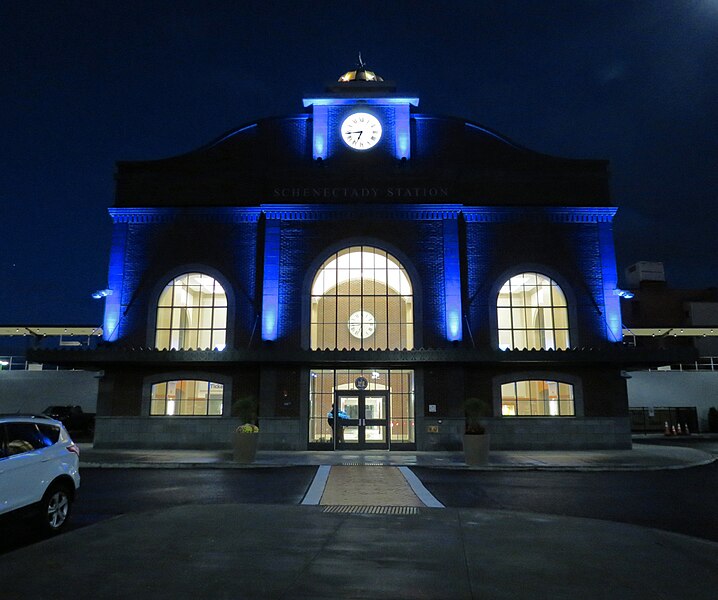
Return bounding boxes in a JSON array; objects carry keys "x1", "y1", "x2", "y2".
[{"x1": 333, "y1": 391, "x2": 389, "y2": 450}]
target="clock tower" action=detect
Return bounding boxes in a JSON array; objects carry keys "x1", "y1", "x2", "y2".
[{"x1": 303, "y1": 62, "x2": 418, "y2": 161}]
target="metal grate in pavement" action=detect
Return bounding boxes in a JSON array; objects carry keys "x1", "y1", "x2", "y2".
[{"x1": 322, "y1": 505, "x2": 421, "y2": 515}]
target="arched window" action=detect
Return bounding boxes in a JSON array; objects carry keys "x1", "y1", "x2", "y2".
[
  {"x1": 150, "y1": 380, "x2": 224, "y2": 416},
  {"x1": 155, "y1": 273, "x2": 227, "y2": 350},
  {"x1": 497, "y1": 272, "x2": 569, "y2": 350},
  {"x1": 310, "y1": 246, "x2": 414, "y2": 350},
  {"x1": 501, "y1": 380, "x2": 575, "y2": 416}
]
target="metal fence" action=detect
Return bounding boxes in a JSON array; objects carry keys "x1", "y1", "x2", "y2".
[{"x1": 630, "y1": 407, "x2": 699, "y2": 434}]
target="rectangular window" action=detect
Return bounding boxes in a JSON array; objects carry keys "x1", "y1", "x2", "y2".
[
  {"x1": 500, "y1": 379, "x2": 575, "y2": 417},
  {"x1": 150, "y1": 381, "x2": 224, "y2": 416}
]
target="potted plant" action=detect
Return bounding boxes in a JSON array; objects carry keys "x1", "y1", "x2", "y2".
[
  {"x1": 463, "y1": 397, "x2": 491, "y2": 465},
  {"x1": 232, "y1": 395, "x2": 259, "y2": 463}
]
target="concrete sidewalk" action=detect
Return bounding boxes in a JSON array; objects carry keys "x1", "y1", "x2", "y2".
[
  {"x1": 4, "y1": 503, "x2": 718, "y2": 599},
  {"x1": 78, "y1": 441, "x2": 717, "y2": 471}
]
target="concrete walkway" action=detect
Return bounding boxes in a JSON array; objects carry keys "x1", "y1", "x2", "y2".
[{"x1": 4, "y1": 503, "x2": 718, "y2": 599}]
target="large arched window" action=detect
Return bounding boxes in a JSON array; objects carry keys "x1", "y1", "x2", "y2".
[
  {"x1": 500, "y1": 380, "x2": 575, "y2": 416},
  {"x1": 497, "y1": 272, "x2": 570, "y2": 350},
  {"x1": 310, "y1": 246, "x2": 414, "y2": 350},
  {"x1": 155, "y1": 273, "x2": 227, "y2": 350},
  {"x1": 150, "y1": 380, "x2": 224, "y2": 416}
]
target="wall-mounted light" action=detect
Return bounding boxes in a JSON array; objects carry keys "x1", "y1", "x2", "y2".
[
  {"x1": 92, "y1": 288, "x2": 113, "y2": 299},
  {"x1": 613, "y1": 289, "x2": 635, "y2": 299}
]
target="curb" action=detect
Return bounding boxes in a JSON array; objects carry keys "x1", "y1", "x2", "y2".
[{"x1": 80, "y1": 454, "x2": 717, "y2": 472}]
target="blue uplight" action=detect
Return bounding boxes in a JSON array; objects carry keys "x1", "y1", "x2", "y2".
[
  {"x1": 262, "y1": 219, "x2": 281, "y2": 341},
  {"x1": 103, "y1": 221, "x2": 128, "y2": 342},
  {"x1": 598, "y1": 217, "x2": 623, "y2": 342},
  {"x1": 394, "y1": 104, "x2": 411, "y2": 160},
  {"x1": 443, "y1": 218, "x2": 463, "y2": 341},
  {"x1": 312, "y1": 105, "x2": 328, "y2": 160}
]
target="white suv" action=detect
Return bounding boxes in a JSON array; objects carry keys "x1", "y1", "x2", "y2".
[{"x1": 0, "y1": 415, "x2": 81, "y2": 533}]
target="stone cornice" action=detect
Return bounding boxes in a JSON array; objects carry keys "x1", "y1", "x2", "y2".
[
  {"x1": 108, "y1": 207, "x2": 262, "y2": 224},
  {"x1": 462, "y1": 206, "x2": 617, "y2": 223},
  {"x1": 261, "y1": 204, "x2": 461, "y2": 221},
  {"x1": 108, "y1": 205, "x2": 617, "y2": 224}
]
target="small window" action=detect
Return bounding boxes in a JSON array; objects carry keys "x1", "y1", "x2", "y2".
[{"x1": 38, "y1": 424, "x2": 61, "y2": 445}]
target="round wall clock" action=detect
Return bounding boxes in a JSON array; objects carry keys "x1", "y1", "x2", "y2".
[
  {"x1": 348, "y1": 310, "x2": 376, "y2": 338},
  {"x1": 340, "y1": 112, "x2": 382, "y2": 151}
]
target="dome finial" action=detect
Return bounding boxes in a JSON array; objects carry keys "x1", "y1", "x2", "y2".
[{"x1": 338, "y1": 54, "x2": 384, "y2": 83}]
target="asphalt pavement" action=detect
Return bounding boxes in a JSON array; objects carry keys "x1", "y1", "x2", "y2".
[{"x1": 3, "y1": 437, "x2": 718, "y2": 599}]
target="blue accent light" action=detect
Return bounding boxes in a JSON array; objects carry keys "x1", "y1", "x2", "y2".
[
  {"x1": 103, "y1": 222, "x2": 128, "y2": 342},
  {"x1": 442, "y1": 217, "x2": 463, "y2": 341},
  {"x1": 303, "y1": 97, "x2": 419, "y2": 107},
  {"x1": 597, "y1": 216, "x2": 623, "y2": 342},
  {"x1": 394, "y1": 104, "x2": 411, "y2": 160},
  {"x1": 312, "y1": 105, "x2": 328, "y2": 160},
  {"x1": 262, "y1": 219, "x2": 281, "y2": 341}
]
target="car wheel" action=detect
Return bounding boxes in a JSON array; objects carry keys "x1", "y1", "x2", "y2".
[{"x1": 39, "y1": 484, "x2": 73, "y2": 534}]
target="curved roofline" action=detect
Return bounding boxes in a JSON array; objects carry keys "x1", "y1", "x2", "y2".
[
  {"x1": 116, "y1": 115, "x2": 306, "y2": 165},
  {"x1": 118, "y1": 112, "x2": 606, "y2": 166},
  {"x1": 415, "y1": 114, "x2": 606, "y2": 163}
]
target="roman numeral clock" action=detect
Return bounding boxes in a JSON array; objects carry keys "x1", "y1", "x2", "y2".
[{"x1": 340, "y1": 112, "x2": 382, "y2": 151}]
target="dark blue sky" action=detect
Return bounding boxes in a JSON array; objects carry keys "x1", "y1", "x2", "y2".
[{"x1": 1, "y1": 1, "x2": 717, "y2": 325}]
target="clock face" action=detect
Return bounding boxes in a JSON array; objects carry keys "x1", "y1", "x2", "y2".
[
  {"x1": 340, "y1": 112, "x2": 382, "y2": 151},
  {"x1": 348, "y1": 310, "x2": 376, "y2": 339}
]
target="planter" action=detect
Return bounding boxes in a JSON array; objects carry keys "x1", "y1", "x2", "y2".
[
  {"x1": 463, "y1": 433, "x2": 490, "y2": 466},
  {"x1": 233, "y1": 433, "x2": 259, "y2": 463}
]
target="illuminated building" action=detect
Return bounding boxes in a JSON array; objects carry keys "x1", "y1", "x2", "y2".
[{"x1": 34, "y1": 65, "x2": 689, "y2": 450}]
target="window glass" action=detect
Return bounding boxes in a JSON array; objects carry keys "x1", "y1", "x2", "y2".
[
  {"x1": 38, "y1": 424, "x2": 61, "y2": 445},
  {"x1": 5, "y1": 422, "x2": 51, "y2": 455},
  {"x1": 0, "y1": 425, "x2": 7, "y2": 459},
  {"x1": 497, "y1": 272, "x2": 570, "y2": 350},
  {"x1": 310, "y1": 246, "x2": 414, "y2": 350},
  {"x1": 155, "y1": 273, "x2": 227, "y2": 350},
  {"x1": 150, "y1": 380, "x2": 224, "y2": 416},
  {"x1": 500, "y1": 380, "x2": 575, "y2": 417}
]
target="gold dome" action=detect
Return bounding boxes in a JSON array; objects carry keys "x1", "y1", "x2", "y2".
[{"x1": 338, "y1": 68, "x2": 384, "y2": 83}]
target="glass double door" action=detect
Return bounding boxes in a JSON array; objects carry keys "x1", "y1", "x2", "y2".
[{"x1": 333, "y1": 391, "x2": 389, "y2": 450}]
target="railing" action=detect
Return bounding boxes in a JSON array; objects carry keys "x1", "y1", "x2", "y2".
[
  {"x1": 647, "y1": 357, "x2": 718, "y2": 372},
  {"x1": 0, "y1": 356, "x2": 69, "y2": 371}
]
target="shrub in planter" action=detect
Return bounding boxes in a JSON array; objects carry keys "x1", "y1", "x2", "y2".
[
  {"x1": 463, "y1": 397, "x2": 492, "y2": 466},
  {"x1": 232, "y1": 395, "x2": 259, "y2": 463},
  {"x1": 233, "y1": 423, "x2": 259, "y2": 463}
]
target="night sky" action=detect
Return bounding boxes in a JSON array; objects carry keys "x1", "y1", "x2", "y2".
[{"x1": 2, "y1": 1, "x2": 717, "y2": 326}]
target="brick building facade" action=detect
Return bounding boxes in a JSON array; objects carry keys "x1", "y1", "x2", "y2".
[{"x1": 36, "y1": 67, "x2": 683, "y2": 451}]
